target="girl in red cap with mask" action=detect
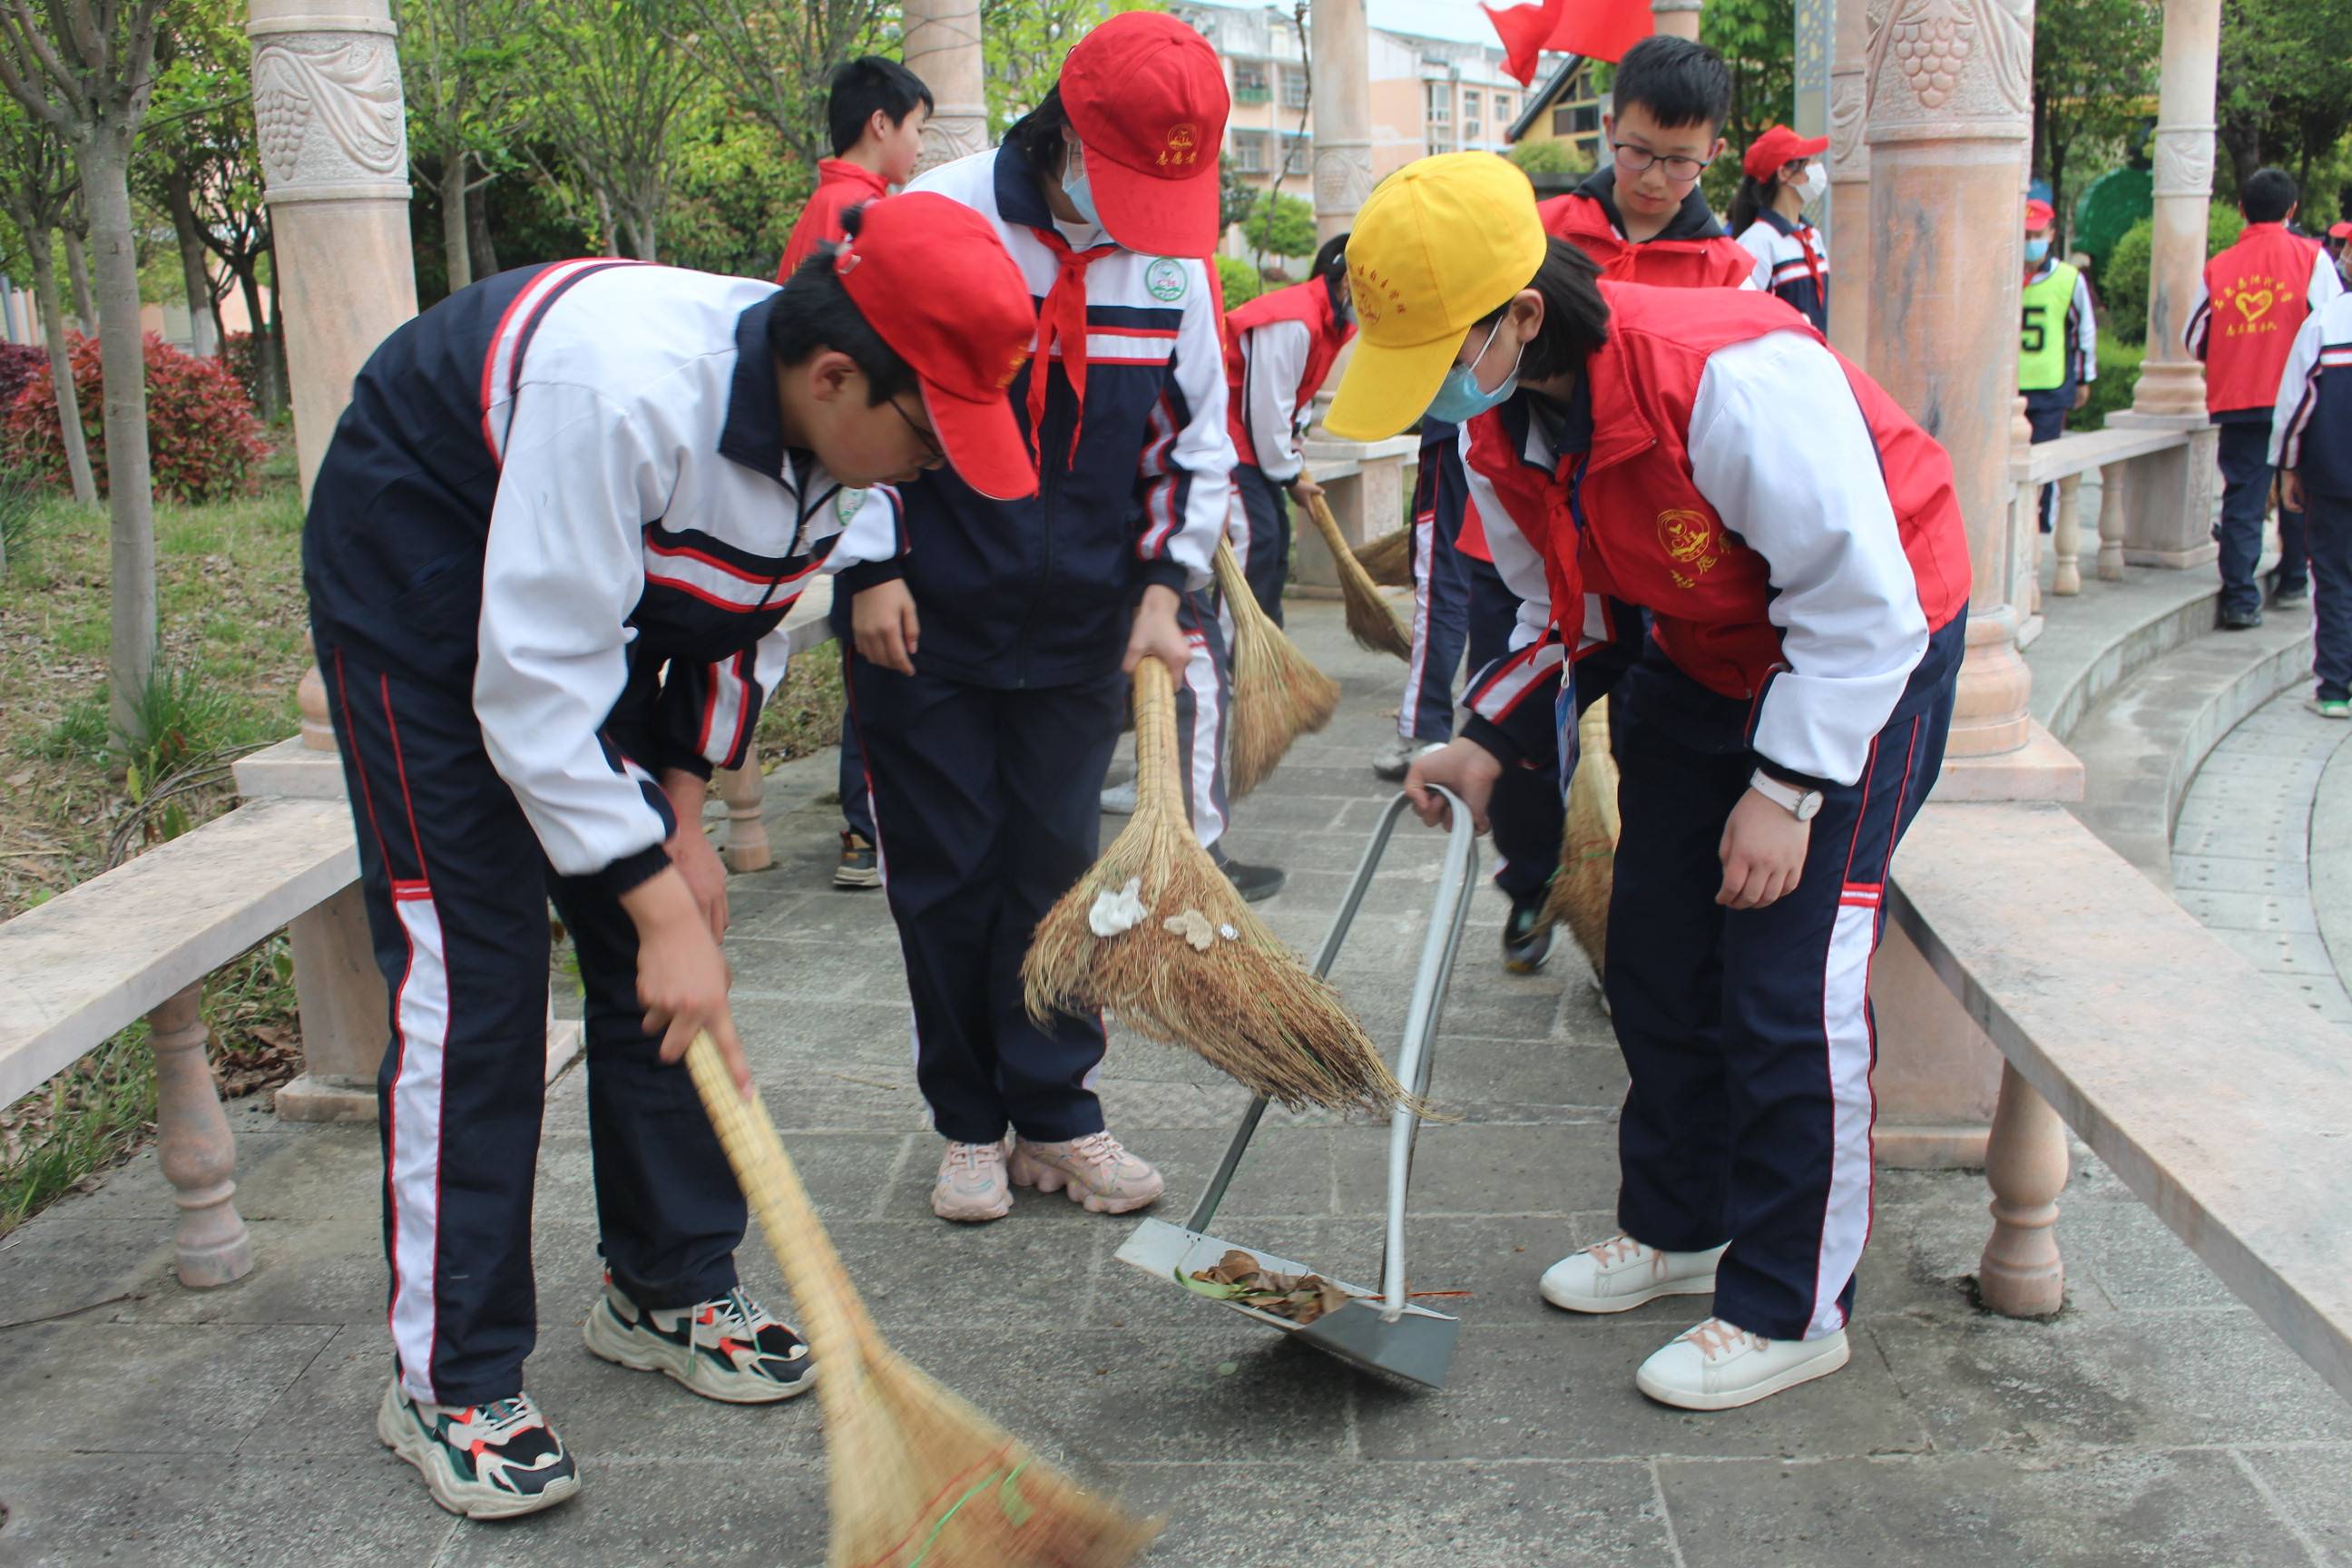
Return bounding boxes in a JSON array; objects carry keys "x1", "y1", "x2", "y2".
[
  {"x1": 835, "y1": 11, "x2": 1239, "y2": 1225},
  {"x1": 1730, "y1": 124, "x2": 1832, "y2": 331}
]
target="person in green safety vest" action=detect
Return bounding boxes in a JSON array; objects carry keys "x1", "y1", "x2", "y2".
[{"x1": 2019, "y1": 197, "x2": 2098, "y2": 533}]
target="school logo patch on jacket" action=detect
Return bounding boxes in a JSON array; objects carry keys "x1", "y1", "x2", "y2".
[
  {"x1": 1657, "y1": 507, "x2": 1723, "y2": 588},
  {"x1": 1146, "y1": 257, "x2": 1189, "y2": 302}
]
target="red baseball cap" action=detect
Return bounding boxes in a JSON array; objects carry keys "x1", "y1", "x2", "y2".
[
  {"x1": 1741, "y1": 124, "x2": 1829, "y2": 181},
  {"x1": 2024, "y1": 198, "x2": 2056, "y2": 230},
  {"x1": 1060, "y1": 12, "x2": 1230, "y2": 257},
  {"x1": 2330, "y1": 220, "x2": 2352, "y2": 240},
  {"x1": 832, "y1": 192, "x2": 1039, "y2": 501}
]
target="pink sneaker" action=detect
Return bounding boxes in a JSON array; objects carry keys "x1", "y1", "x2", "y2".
[
  {"x1": 931, "y1": 1139, "x2": 1012, "y2": 1222},
  {"x1": 1008, "y1": 1132, "x2": 1164, "y2": 1214}
]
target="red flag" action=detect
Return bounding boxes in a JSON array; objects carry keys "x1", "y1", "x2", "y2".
[{"x1": 1483, "y1": 0, "x2": 1654, "y2": 86}]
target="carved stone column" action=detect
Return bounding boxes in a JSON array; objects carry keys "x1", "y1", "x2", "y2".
[
  {"x1": 1652, "y1": 0, "x2": 1704, "y2": 40},
  {"x1": 1825, "y1": 0, "x2": 1873, "y2": 358},
  {"x1": 2102, "y1": 0, "x2": 2222, "y2": 569},
  {"x1": 1310, "y1": 0, "x2": 1372, "y2": 245},
  {"x1": 903, "y1": 0, "x2": 989, "y2": 176},
  {"x1": 1862, "y1": 0, "x2": 2042, "y2": 763}
]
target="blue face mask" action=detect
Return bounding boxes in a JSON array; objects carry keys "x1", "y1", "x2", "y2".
[
  {"x1": 1062, "y1": 142, "x2": 1102, "y2": 228},
  {"x1": 1425, "y1": 316, "x2": 1523, "y2": 424},
  {"x1": 2024, "y1": 236, "x2": 2052, "y2": 265}
]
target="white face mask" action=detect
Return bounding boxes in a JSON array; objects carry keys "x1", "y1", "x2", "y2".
[{"x1": 1794, "y1": 163, "x2": 1827, "y2": 204}]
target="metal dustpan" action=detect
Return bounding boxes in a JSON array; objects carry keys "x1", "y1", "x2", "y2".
[{"x1": 1116, "y1": 789, "x2": 1478, "y2": 1388}]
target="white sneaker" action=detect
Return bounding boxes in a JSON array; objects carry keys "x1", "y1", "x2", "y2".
[
  {"x1": 1634, "y1": 1317, "x2": 1851, "y2": 1410},
  {"x1": 1371, "y1": 735, "x2": 1416, "y2": 780},
  {"x1": 1008, "y1": 1131, "x2": 1164, "y2": 1214},
  {"x1": 1099, "y1": 780, "x2": 1137, "y2": 815},
  {"x1": 1538, "y1": 1233, "x2": 1726, "y2": 1314},
  {"x1": 932, "y1": 1139, "x2": 1013, "y2": 1222}
]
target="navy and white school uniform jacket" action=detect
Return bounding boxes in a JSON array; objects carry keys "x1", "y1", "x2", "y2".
[
  {"x1": 2272, "y1": 291, "x2": 2352, "y2": 497},
  {"x1": 305, "y1": 260, "x2": 864, "y2": 894},
  {"x1": 829, "y1": 144, "x2": 1230, "y2": 687},
  {"x1": 1733, "y1": 209, "x2": 1829, "y2": 331}
]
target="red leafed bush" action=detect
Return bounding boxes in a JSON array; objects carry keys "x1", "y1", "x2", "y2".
[
  {"x1": 0, "y1": 340, "x2": 45, "y2": 412},
  {"x1": 5, "y1": 331, "x2": 270, "y2": 504}
]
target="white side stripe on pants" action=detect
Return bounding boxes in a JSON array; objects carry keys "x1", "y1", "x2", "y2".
[
  {"x1": 387, "y1": 884, "x2": 451, "y2": 1403},
  {"x1": 1809, "y1": 880, "x2": 1882, "y2": 1338},
  {"x1": 1180, "y1": 628, "x2": 1225, "y2": 849}
]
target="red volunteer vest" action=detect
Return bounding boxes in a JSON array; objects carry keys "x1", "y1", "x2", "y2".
[
  {"x1": 2200, "y1": 222, "x2": 2327, "y2": 415},
  {"x1": 1466, "y1": 284, "x2": 1972, "y2": 703},
  {"x1": 1222, "y1": 279, "x2": 1355, "y2": 467}
]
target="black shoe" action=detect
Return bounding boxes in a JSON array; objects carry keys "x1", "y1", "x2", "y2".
[
  {"x1": 1502, "y1": 889, "x2": 1553, "y2": 975},
  {"x1": 1212, "y1": 846, "x2": 1286, "y2": 902},
  {"x1": 834, "y1": 828, "x2": 880, "y2": 888},
  {"x1": 2215, "y1": 603, "x2": 2263, "y2": 631},
  {"x1": 2269, "y1": 583, "x2": 2310, "y2": 609}
]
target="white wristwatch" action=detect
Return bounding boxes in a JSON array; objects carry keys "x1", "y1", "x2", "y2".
[{"x1": 1749, "y1": 769, "x2": 1824, "y2": 822}]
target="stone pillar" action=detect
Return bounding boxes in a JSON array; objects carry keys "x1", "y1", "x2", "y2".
[
  {"x1": 1651, "y1": 0, "x2": 1703, "y2": 41},
  {"x1": 2102, "y1": 0, "x2": 2222, "y2": 569},
  {"x1": 903, "y1": 0, "x2": 989, "y2": 175},
  {"x1": 1309, "y1": 0, "x2": 1372, "y2": 244},
  {"x1": 1825, "y1": 0, "x2": 1873, "y2": 358},
  {"x1": 1861, "y1": 0, "x2": 2040, "y2": 764}
]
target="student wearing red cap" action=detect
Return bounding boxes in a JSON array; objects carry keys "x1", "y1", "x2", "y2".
[
  {"x1": 2018, "y1": 196, "x2": 2098, "y2": 531},
  {"x1": 2327, "y1": 221, "x2": 2352, "y2": 289},
  {"x1": 1730, "y1": 125, "x2": 1832, "y2": 331},
  {"x1": 2188, "y1": 166, "x2": 2343, "y2": 628},
  {"x1": 1332, "y1": 154, "x2": 1970, "y2": 1410},
  {"x1": 774, "y1": 55, "x2": 936, "y2": 894},
  {"x1": 834, "y1": 11, "x2": 1238, "y2": 1225},
  {"x1": 301, "y1": 194, "x2": 1039, "y2": 1519}
]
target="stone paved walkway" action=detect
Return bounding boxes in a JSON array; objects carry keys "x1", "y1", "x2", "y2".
[{"x1": 2, "y1": 604, "x2": 2347, "y2": 1567}]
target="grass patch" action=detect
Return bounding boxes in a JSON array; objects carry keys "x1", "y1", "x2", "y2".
[
  {"x1": 756, "y1": 649, "x2": 848, "y2": 766},
  {"x1": 0, "y1": 1026, "x2": 158, "y2": 1236}
]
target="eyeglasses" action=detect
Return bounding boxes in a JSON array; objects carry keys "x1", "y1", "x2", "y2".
[
  {"x1": 887, "y1": 395, "x2": 944, "y2": 463},
  {"x1": 1611, "y1": 142, "x2": 1714, "y2": 183}
]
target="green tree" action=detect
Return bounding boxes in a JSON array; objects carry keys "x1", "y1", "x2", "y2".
[
  {"x1": 984, "y1": 0, "x2": 1161, "y2": 134},
  {"x1": 526, "y1": 0, "x2": 709, "y2": 260},
  {"x1": 397, "y1": 0, "x2": 534, "y2": 293},
  {"x1": 2218, "y1": 0, "x2": 2352, "y2": 196},
  {"x1": 2032, "y1": 0, "x2": 2160, "y2": 235},
  {"x1": 0, "y1": 99, "x2": 93, "y2": 502},
  {"x1": 672, "y1": 0, "x2": 890, "y2": 169},
  {"x1": 1509, "y1": 138, "x2": 1589, "y2": 177},
  {"x1": 1242, "y1": 189, "x2": 1315, "y2": 262},
  {"x1": 1700, "y1": 0, "x2": 1795, "y2": 210}
]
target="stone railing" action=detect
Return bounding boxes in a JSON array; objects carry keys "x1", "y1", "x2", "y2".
[{"x1": 2008, "y1": 424, "x2": 2202, "y2": 634}]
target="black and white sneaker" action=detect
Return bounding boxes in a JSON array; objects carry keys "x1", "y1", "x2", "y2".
[
  {"x1": 376, "y1": 1378, "x2": 580, "y2": 1520},
  {"x1": 582, "y1": 1279, "x2": 816, "y2": 1405},
  {"x1": 1503, "y1": 888, "x2": 1554, "y2": 974},
  {"x1": 1211, "y1": 844, "x2": 1286, "y2": 903}
]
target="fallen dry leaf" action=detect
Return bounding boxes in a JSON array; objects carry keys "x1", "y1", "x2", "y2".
[{"x1": 1184, "y1": 1247, "x2": 1358, "y2": 1326}]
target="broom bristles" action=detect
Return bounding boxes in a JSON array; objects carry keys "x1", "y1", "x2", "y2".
[
  {"x1": 1353, "y1": 525, "x2": 1414, "y2": 587},
  {"x1": 683, "y1": 1037, "x2": 1161, "y2": 1568},
  {"x1": 1305, "y1": 494, "x2": 1413, "y2": 661},
  {"x1": 1023, "y1": 659, "x2": 1407, "y2": 1117},
  {"x1": 1543, "y1": 704, "x2": 1620, "y2": 980},
  {"x1": 1214, "y1": 539, "x2": 1338, "y2": 799}
]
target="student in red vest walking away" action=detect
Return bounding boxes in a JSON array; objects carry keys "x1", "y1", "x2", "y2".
[
  {"x1": 2187, "y1": 167, "x2": 2343, "y2": 629},
  {"x1": 774, "y1": 55, "x2": 935, "y2": 891},
  {"x1": 1222, "y1": 233, "x2": 1356, "y2": 624},
  {"x1": 1331, "y1": 153, "x2": 1971, "y2": 1411}
]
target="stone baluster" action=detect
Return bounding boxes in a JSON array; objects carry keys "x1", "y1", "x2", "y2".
[
  {"x1": 2052, "y1": 473, "x2": 2084, "y2": 594},
  {"x1": 149, "y1": 985, "x2": 255, "y2": 1288},
  {"x1": 1310, "y1": 0, "x2": 1372, "y2": 246},
  {"x1": 719, "y1": 764, "x2": 771, "y2": 874},
  {"x1": 1976, "y1": 1062, "x2": 2069, "y2": 1315},
  {"x1": 2097, "y1": 460, "x2": 2128, "y2": 580},
  {"x1": 903, "y1": 0, "x2": 989, "y2": 176}
]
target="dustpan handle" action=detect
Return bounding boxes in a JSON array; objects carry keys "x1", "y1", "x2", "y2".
[{"x1": 1380, "y1": 788, "x2": 1479, "y2": 1319}]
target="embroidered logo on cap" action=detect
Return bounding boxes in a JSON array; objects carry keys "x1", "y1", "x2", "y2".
[
  {"x1": 996, "y1": 350, "x2": 1027, "y2": 389},
  {"x1": 1146, "y1": 257, "x2": 1189, "y2": 301},
  {"x1": 1156, "y1": 122, "x2": 1200, "y2": 168}
]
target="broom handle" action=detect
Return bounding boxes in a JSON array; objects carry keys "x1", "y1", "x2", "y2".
[
  {"x1": 1305, "y1": 492, "x2": 1352, "y2": 562},
  {"x1": 682, "y1": 1034, "x2": 891, "y2": 1386},
  {"x1": 1132, "y1": 654, "x2": 1181, "y2": 827}
]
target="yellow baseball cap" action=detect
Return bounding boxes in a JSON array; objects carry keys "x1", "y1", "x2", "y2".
[{"x1": 1327, "y1": 153, "x2": 1550, "y2": 441}]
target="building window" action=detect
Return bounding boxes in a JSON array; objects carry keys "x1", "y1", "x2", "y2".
[
  {"x1": 1281, "y1": 68, "x2": 1308, "y2": 110},
  {"x1": 1463, "y1": 90, "x2": 1481, "y2": 118},
  {"x1": 1233, "y1": 131, "x2": 1268, "y2": 172},
  {"x1": 1495, "y1": 94, "x2": 1514, "y2": 120},
  {"x1": 1282, "y1": 135, "x2": 1309, "y2": 175},
  {"x1": 1425, "y1": 81, "x2": 1451, "y2": 123},
  {"x1": 1465, "y1": 120, "x2": 1482, "y2": 142},
  {"x1": 1235, "y1": 62, "x2": 1270, "y2": 103}
]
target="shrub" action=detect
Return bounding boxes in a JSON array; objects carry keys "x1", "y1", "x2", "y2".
[
  {"x1": 1215, "y1": 252, "x2": 1264, "y2": 308},
  {"x1": 2095, "y1": 203, "x2": 2246, "y2": 346},
  {"x1": 1509, "y1": 139, "x2": 1589, "y2": 177},
  {"x1": 5, "y1": 332, "x2": 270, "y2": 505},
  {"x1": 2074, "y1": 331, "x2": 2143, "y2": 432},
  {"x1": 0, "y1": 341, "x2": 45, "y2": 412},
  {"x1": 221, "y1": 331, "x2": 269, "y2": 408}
]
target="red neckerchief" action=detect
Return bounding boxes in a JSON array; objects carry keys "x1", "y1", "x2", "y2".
[
  {"x1": 1797, "y1": 220, "x2": 1825, "y2": 299},
  {"x1": 1028, "y1": 224, "x2": 1119, "y2": 468}
]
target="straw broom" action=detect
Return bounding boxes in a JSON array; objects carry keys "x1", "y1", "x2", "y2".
[
  {"x1": 1543, "y1": 703, "x2": 1620, "y2": 982},
  {"x1": 1352, "y1": 526, "x2": 1415, "y2": 588},
  {"x1": 1024, "y1": 658, "x2": 1406, "y2": 1116},
  {"x1": 684, "y1": 1034, "x2": 1160, "y2": 1568},
  {"x1": 1213, "y1": 538, "x2": 1338, "y2": 799},
  {"x1": 1303, "y1": 493, "x2": 1412, "y2": 661}
]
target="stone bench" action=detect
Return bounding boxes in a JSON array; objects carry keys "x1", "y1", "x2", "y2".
[
  {"x1": 2008, "y1": 423, "x2": 2201, "y2": 637},
  {"x1": 0, "y1": 798, "x2": 359, "y2": 1287},
  {"x1": 1892, "y1": 798, "x2": 2352, "y2": 1404}
]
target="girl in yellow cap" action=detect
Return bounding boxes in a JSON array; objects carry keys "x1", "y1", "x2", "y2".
[{"x1": 1328, "y1": 152, "x2": 1972, "y2": 1411}]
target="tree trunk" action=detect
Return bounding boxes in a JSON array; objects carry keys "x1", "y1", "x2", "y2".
[
  {"x1": 162, "y1": 171, "x2": 220, "y2": 358},
  {"x1": 74, "y1": 138, "x2": 157, "y2": 750},
  {"x1": 2219, "y1": 115, "x2": 2262, "y2": 197},
  {"x1": 62, "y1": 217, "x2": 94, "y2": 330},
  {"x1": 262, "y1": 256, "x2": 289, "y2": 420},
  {"x1": 26, "y1": 230, "x2": 97, "y2": 507},
  {"x1": 438, "y1": 153, "x2": 472, "y2": 294},
  {"x1": 466, "y1": 177, "x2": 499, "y2": 277},
  {"x1": 593, "y1": 185, "x2": 621, "y2": 257},
  {"x1": 235, "y1": 265, "x2": 281, "y2": 420},
  {"x1": 622, "y1": 204, "x2": 657, "y2": 263}
]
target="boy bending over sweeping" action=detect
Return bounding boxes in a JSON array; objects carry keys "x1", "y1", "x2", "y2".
[{"x1": 304, "y1": 194, "x2": 1039, "y2": 1519}]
